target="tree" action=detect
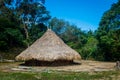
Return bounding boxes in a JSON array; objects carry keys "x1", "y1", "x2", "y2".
[
  {"x1": 0, "y1": 16, "x2": 24, "y2": 50},
  {"x1": 2, "y1": 0, "x2": 51, "y2": 47},
  {"x1": 0, "y1": 0, "x2": 50, "y2": 59},
  {"x1": 29, "y1": 23, "x2": 47, "y2": 43},
  {"x1": 0, "y1": 0, "x2": 50, "y2": 49},
  {"x1": 80, "y1": 36, "x2": 98, "y2": 60},
  {"x1": 96, "y1": 0, "x2": 120, "y2": 61}
]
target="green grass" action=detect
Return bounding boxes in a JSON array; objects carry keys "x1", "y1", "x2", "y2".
[
  {"x1": 40, "y1": 71, "x2": 120, "y2": 80},
  {"x1": 0, "y1": 71, "x2": 120, "y2": 80},
  {"x1": 0, "y1": 72, "x2": 38, "y2": 80}
]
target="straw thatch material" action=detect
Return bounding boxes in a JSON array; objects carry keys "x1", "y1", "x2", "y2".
[{"x1": 16, "y1": 29, "x2": 81, "y2": 64}]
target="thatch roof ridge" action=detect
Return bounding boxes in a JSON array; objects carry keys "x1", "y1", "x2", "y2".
[{"x1": 16, "y1": 29, "x2": 81, "y2": 61}]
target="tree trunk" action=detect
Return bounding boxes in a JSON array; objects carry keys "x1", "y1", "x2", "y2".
[
  {"x1": 22, "y1": 17, "x2": 30, "y2": 48},
  {"x1": 23, "y1": 23, "x2": 29, "y2": 47}
]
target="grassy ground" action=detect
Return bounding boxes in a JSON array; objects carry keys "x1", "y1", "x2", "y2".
[
  {"x1": 0, "y1": 61, "x2": 119, "y2": 80},
  {"x1": 0, "y1": 70, "x2": 120, "y2": 80}
]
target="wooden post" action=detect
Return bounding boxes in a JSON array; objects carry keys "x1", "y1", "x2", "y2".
[
  {"x1": 0, "y1": 54, "x2": 3, "y2": 62},
  {"x1": 116, "y1": 61, "x2": 120, "y2": 69}
]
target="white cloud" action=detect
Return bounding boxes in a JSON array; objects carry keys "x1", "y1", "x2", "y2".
[{"x1": 64, "y1": 18, "x2": 98, "y2": 31}]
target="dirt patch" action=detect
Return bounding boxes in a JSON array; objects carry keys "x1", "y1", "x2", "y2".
[{"x1": 0, "y1": 60, "x2": 116, "y2": 72}]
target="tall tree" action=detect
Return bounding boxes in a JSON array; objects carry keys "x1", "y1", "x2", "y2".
[
  {"x1": 2, "y1": 0, "x2": 50, "y2": 47},
  {"x1": 0, "y1": 15, "x2": 24, "y2": 50},
  {"x1": 96, "y1": 0, "x2": 120, "y2": 61},
  {"x1": 80, "y1": 35, "x2": 98, "y2": 60},
  {"x1": 0, "y1": 0, "x2": 24, "y2": 50}
]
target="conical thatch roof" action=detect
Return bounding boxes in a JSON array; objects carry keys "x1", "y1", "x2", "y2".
[{"x1": 16, "y1": 29, "x2": 81, "y2": 62}]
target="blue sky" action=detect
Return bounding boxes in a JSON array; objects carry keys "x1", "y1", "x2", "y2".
[{"x1": 45, "y1": 0, "x2": 118, "y2": 31}]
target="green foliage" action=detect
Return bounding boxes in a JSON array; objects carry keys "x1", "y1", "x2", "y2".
[
  {"x1": 0, "y1": 0, "x2": 48, "y2": 58},
  {"x1": 29, "y1": 23, "x2": 47, "y2": 44},
  {"x1": 80, "y1": 36, "x2": 98, "y2": 60},
  {"x1": 1, "y1": 0, "x2": 51, "y2": 47},
  {"x1": 16, "y1": 0, "x2": 51, "y2": 25},
  {"x1": 15, "y1": 0, "x2": 50, "y2": 46},
  {"x1": 0, "y1": 17, "x2": 24, "y2": 50},
  {"x1": 0, "y1": 0, "x2": 49, "y2": 48},
  {"x1": 96, "y1": 0, "x2": 120, "y2": 61},
  {"x1": 0, "y1": 47, "x2": 25, "y2": 59}
]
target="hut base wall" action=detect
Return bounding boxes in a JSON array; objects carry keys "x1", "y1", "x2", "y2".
[{"x1": 22, "y1": 59, "x2": 79, "y2": 66}]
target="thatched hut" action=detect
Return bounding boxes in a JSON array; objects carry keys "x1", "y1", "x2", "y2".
[{"x1": 16, "y1": 29, "x2": 81, "y2": 66}]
